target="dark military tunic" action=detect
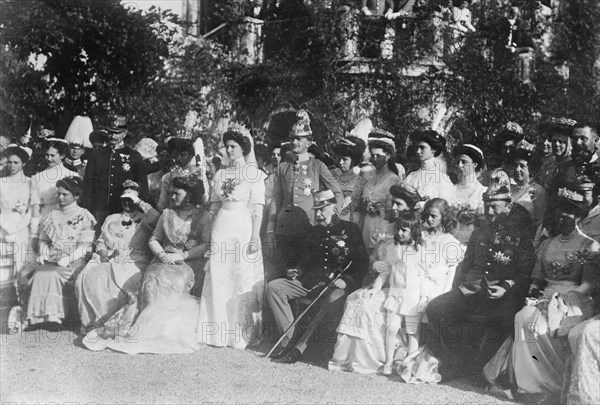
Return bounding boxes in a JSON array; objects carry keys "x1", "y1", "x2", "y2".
[
  {"x1": 81, "y1": 145, "x2": 148, "y2": 223},
  {"x1": 296, "y1": 217, "x2": 369, "y2": 292}
]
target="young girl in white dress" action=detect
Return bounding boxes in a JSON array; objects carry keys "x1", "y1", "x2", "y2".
[{"x1": 363, "y1": 211, "x2": 428, "y2": 375}]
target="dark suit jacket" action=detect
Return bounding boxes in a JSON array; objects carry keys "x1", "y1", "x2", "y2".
[{"x1": 81, "y1": 146, "x2": 148, "y2": 221}]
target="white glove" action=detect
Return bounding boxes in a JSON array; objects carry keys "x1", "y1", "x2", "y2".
[
  {"x1": 57, "y1": 256, "x2": 70, "y2": 267},
  {"x1": 121, "y1": 193, "x2": 141, "y2": 204}
]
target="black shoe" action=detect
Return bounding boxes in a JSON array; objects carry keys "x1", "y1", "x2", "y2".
[
  {"x1": 272, "y1": 348, "x2": 301, "y2": 364},
  {"x1": 269, "y1": 346, "x2": 291, "y2": 360}
]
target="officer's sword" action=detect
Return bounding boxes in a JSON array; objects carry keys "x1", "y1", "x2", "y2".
[{"x1": 265, "y1": 260, "x2": 353, "y2": 359}]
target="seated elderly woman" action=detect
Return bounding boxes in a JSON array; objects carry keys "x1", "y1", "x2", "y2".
[
  {"x1": 485, "y1": 186, "x2": 600, "y2": 399},
  {"x1": 22, "y1": 177, "x2": 95, "y2": 328},
  {"x1": 75, "y1": 180, "x2": 160, "y2": 329},
  {"x1": 83, "y1": 174, "x2": 211, "y2": 353}
]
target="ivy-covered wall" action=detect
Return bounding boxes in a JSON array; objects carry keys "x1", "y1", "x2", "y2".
[{"x1": 1, "y1": 0, "x2": 598, "y2": 161}]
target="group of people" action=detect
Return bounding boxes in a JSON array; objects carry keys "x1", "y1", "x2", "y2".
[{"x1": 1, "y1": 109, "x2": 599, "y2": 403}]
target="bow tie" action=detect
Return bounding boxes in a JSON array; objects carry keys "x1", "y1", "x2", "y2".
[{"x1": 122, "y1": 220, "x2": 133, "y2": 226}]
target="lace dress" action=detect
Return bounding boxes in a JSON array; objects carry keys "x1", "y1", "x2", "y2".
[
  {"x1": 485, "y1": 230, "x2": 600, "y2": 396},
  {"x1": 332, "y1": 168, "x2": 365, "y2": 224},
  {"x1": 75, "y1": 206, "x2": 160, "y2": 327},
  {"x1": 83, "y1": 206, "x2": 211, "y2": 354},
  {"x1": 359, "y1": 167, "x2": 400, "y2": 250},
  {"x1": 329, "y1": 236, "x2": 463, "y2": 381},
  {"x1": 1, "y1": 172, "x2": 39, "y2": 279},
  {"x1": 197, "y1": 160, "x2": 265, "y2": 349},
  {"x1": 26, "y1": 203, "x2": 95, "y2": 325}
]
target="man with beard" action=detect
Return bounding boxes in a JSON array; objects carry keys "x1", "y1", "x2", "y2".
[
  {"x1": 267, "y1": 189, "x2": 368, "y2": 364},
  {"x1": 425, "y1": 184, "x2": 535, "y2": 381},
  {"x1": 570, "y1": 124, "x2": 600, "y2": 182},
  {"x1": 553, "y1": 123, "x2": 600, "y2": 198}
]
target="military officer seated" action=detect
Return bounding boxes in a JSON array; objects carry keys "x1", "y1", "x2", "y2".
[
  {"x1": 267, "y1": 189, "x2": 368, "y2": 364},
  {"x1": 425, "y1": 184, "x2": 535, "y2": 381}
]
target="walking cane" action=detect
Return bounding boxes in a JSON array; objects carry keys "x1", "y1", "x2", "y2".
[{"x1": 265, "y1": 260, "x2": 353, "y2": 359}]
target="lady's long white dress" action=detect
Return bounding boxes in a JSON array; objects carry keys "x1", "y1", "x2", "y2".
[
  {"x1": 1, "y1": 172, "x2": 39, "y2": 281},
  {"x1": 197, "y1": 159, "x2": 265, "y2": 349}
]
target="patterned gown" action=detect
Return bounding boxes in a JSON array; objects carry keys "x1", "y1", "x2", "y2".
[
  {"x1": 75, "y1": 205, "x2": 160, "y2": 327},
  {"x1": 485, "y1": 229, "x2": 600, "y2": 396},
  {"x1": 26, "y1": 203, "x2": 95, "y2": 325},
  {"x1": 1, "y1": 171, "x2": 39, "y2": 279},
  {"x1": 359, "y1": 167, "x2": 400, "y2": 250},
  {"x1": 84, "y1": 206, "x2": 211, "y2": 354}
]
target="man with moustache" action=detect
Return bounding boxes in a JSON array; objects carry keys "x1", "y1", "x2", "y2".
[
  {"x1": 267, "y1": 189, "x2": 368, "y2": 364},
  {"x1": 570, "y1": 123, "x2": 600, "y2": 182},
  {"x1": 80, "y1": 115, "x2": 148, "y2": 226},
  {"x1": 266, "y1": 110, "x2": 344, "y2": 271},
  {"x1": 426, "y1": 184, "x2": 535, "y2": 381}
]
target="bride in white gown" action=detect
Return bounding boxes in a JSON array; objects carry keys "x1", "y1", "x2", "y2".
[{"x1": 197, "y1": 123, "x2": 265, "y2": 349}]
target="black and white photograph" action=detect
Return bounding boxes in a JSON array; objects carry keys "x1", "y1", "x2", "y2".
[{"x1": 0, "y1": 0, "x2": 599, "y2": 403}]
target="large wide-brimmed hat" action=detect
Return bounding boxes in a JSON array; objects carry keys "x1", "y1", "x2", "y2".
[
  {"x1": 333, "y1": 136, "x2": 366, "y2": 165},
  {"x1": 389, "y1": 184, "x2": 422, "y2": 209},
  {"x1": 368, "y1": 128, "x2": 396, "y2": 150},
  {"x1": 556, "y1": 187, "x2": 589, "y2": 217},
  {"x1": 511, "y1": 139, "x2": 536, "y2": 160},
  {"x1": 312, "y1": 189, "x2": 337, "y2": 210},
  {"x1": 538, "y1": 117, "x2": 577, "y2": 137},
  {"x1": 483, "y1": 185, "x2": 511, "y2": 202}
]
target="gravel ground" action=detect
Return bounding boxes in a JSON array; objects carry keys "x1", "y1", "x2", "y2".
[{"x1": 0, "y1": 327, "x2": 515, "y2": 405}]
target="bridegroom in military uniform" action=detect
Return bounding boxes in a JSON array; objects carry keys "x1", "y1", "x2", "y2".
[
  {"x1": 80, "y1": 115, "x2": 149, "y2": 226},
  {"x1": 266, "y1": 110, "x2": 344, "y2": 276}
]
